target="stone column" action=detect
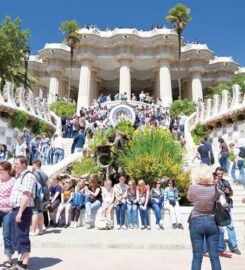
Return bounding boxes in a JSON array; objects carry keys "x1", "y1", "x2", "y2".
[
  {"x1": 119, "y1": 59, "x2": 131, "y2": 100},
  {"x1": 48, "y1": 71, "x2": 61, "y2": 104},
  {"x1": 159, "y1": 59, "x2": 172, "y2": 107},
  {"x1": 77, "y1": 58, "x2": 93, "y2": 113},
  {"x1": 191, "y1": 72, "x2": 203, "y2": 102}
]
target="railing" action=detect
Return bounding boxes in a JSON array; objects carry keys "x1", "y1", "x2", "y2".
[
  {"x1": 193, "y1": 84, "x2": 245, "y2": 126},
  {"x1": 0, "y1": 82, "x2": 57, "y2": 130}
]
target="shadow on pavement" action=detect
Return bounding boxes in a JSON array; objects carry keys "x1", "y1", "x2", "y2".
[
  {"x1": 43, "y1": 229, "x2": 62, "y2": 234},
  {"x1": 29, "y1": 257, "x2": 62, "y2": 270}
]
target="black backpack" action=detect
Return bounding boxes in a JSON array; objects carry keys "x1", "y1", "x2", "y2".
[{"x1": 238, "y1": 147, "x2": 245, "y2": 158}]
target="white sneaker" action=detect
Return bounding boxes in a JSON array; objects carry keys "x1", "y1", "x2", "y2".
[
  {"x1": 74, "y1": 221, "x2": 79, "y2": 228},
  {"x1": 29, "y1": 231, "x2": 39, "y2": 236},
  {"x1": 121, "y1": 225, "x2": 127, "y2": 230},
  {"x1": 147, "y1": 225, "x2": 151, "y2": 230},
  {"x1": 116, "y1": 224, "x2": 121, "y2": 230},
  {"x1": 155, "y1": 224, "x2": 160, "y2": 230},
  {"x1": 129, "y1": 224, "x2": 134, "y2": 229},
  {"x1": 69, "y1": 221, "x2": 75, "y2": 228},
  {"x1": 159, "y1": 220, "x2": 164, "y2": 230}
]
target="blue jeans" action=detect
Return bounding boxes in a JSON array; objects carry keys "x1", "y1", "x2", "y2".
[
  {"x1": 41, "y1": 146, "x2": 49, "y2": 165},
  {"x1": 219, "y1": 153, "x2": 229, "y2": 173},
  {"x1": 116, "y1": 203, "x2": 126, "y2": 226},
  {"x1": 30, "y1": 147, "x2": 39, "y2": 164},
  {"x1": 225, "y1": 218, "x2": 238, "y2": 251},
  {"x1": 139, "y1": 206, "x2": 150, "y2": 226},
  {"x1": 0, "y1": 211, "x2": 13, "y2": 256},
  {"x1": 189, "y1": 215, "x2": 221, "y2": 270},
  {"x1": 85, "y1": 200, "x2": 101, "y2": 222},
  {"x1": 231, "y1": 160, "x2": 245, "y2": 185},
  {"x1": 201, "y1": 157, "x2": 210, "y2": 165},
  {"x1": 127, "y1": 203, "x2": 138, "y2": 227},
  {"x1": 53, "y1": 149, "x2": 64, "y2": 164},
  {"x1": 203, "y1": 226, "x2": 225, "y2": 253},
  {"x1": 150, "y1": 201, "x2": 163, "y2": 224},
  {"x1": 11, "y1": 207, "x2": 32, "y2": 254}
]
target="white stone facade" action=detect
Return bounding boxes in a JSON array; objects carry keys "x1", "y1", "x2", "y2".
[{"x1": 29, "y1": 27, "x2": 240, "y2": 111}]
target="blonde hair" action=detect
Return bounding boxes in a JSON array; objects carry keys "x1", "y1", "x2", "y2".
[
  {"x1": 191, "y1": 164, "x2": 213, "y2": 185},
  {"x1": 138, "y1": 179, "x2": 146, "y2": 194}
]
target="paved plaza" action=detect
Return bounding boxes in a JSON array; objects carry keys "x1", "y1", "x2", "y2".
[
  {"x1": 1, "y1": 226, "x2": 244, "y2": 269},
  {"x1": 15, "y1": 248, "x2": 245, "y2": 270}
]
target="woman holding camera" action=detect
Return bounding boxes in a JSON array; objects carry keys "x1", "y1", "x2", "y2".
[
  {"x1": 164, "y1": 178, "x2": 184, "y2": 229},
  {"x1": 126, "y1": 180, "x2": 138, "y2": 229},
  {"x1": 149, "y1": 179, "x2": 164, "y2": 229}
]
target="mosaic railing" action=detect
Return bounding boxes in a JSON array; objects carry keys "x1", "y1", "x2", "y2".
[
  {"x1": 194, "y1": 84, "x2": 245, "y2": 125},
  {"x1": 0, "y1": 82, "x2": 57, "y2": 130}
]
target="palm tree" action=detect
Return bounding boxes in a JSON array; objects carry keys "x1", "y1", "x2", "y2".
[
  {"x1": 166, "y1": 3, "x2": 191, "y2": 99},
  {"x1": 60, "y1": 20, "x2": 80, "y2": 99}
]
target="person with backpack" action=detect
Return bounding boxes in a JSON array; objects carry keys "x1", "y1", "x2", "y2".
[
  {"x1": 9, "y1": 156, "x2": 36, "y2": 270},
  {"x1": 229, "y1": 142, "x2": 245, "y2": 186},
  {"x1": 30, "y1": 160, "x2": 49, "y2": 236}
]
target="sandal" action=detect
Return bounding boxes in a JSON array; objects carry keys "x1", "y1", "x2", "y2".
[
  {"x1": 219, "y1": 251, "x2": 232, "y2": 258},
  {"x1": 3, "y1": 261, "x2": 13, "y2": 268}
]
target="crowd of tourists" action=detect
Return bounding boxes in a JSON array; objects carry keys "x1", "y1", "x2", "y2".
[
  {"x1": 0, "y1": 156, "x2": 185, "y2": 269},
  {"x1": 194, "y1": 137, "x2": 245, "y2": 186}
]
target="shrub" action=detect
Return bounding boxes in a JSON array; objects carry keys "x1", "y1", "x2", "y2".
[
  {"x1": 116, "y1": 120, "x2": 135, "y2": 139},
  {"x1": 50, "y1": 100, "x2": 76, "y2": 117},
  {"x1": 71, "y1": 157, "x2": 101, "y2": 177},
  {"x1": 117, "y1": 126, "x2": 187, "y2": 184},
  {"x1": 88, "y1": 129, "x2": 108, "y2": 152},
  {"x1": 191, "y1": 122, "x2": 208, "y2": 145},
  {"x1": 170, "y1": 99, "x2": 196, "y2": 116},
  {"x1": 10, "y1": 110, "x2": 28, "y2": 129}
]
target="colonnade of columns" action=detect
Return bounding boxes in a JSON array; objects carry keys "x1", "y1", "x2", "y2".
[{"x1": 47, "y1": 58, "x2": 204, "y2": 111}]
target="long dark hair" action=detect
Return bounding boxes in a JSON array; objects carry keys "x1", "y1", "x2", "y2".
[
  {"x1": 0, "y1": 144, "x2": 7, "y2": 153},
  {"x1": 167, "y1": 178, "x2": 176, "y2": 188}
]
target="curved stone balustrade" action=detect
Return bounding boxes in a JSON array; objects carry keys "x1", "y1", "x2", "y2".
[
  {"x1": 194, "y1": 84, "x2": 245, "y2": 126},
  {"x1": 0, "y1": 82, "x2": 56, "y2": 130}
]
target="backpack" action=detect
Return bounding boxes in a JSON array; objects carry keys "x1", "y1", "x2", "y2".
[
  {"x1": 21, "y1": 171, "x2": 43, "y2": 209},
  {"x1": 238, "y1": 147, "x2": 245, "y2": 158},
  {"x1": 35, "y1": 171, "x2": 49, "y2": 202},
  {"x1": 95, "y1": 217, "x2": 113, "y2": 230}
]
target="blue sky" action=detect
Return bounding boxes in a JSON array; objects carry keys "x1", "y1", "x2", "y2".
[{"x1": 1, "y1": 0, "x2": 245, "y2": 65}]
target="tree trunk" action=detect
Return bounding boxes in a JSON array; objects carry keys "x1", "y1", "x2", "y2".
[
  {"x1": 177, "y1": 29, "x2": 182, "y2": 100},
  {"x1": 68, "y1": 46, "x2": 74, "y2": 100}
]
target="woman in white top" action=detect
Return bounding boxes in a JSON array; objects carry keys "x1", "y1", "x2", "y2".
[
  {"x1": 101, "y1": 179, "x2": 114, "y2": 222},
  {"x1": 15, "y1": 136, "x2": 27, "y2": 157}
]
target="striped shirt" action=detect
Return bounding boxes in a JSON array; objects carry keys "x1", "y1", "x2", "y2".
[
  {"x1": 187, "y1": 184, "x2": 223, "y2": 216},
  {"x1": 0, "y1": 177, "x2": 15, "y2": 212},
  {"x1": 9, "y1": 169, "x2": 36, "y2": 208}
]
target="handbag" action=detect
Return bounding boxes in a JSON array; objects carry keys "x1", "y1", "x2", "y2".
[
  {"x1": 169, "y1": 200, "x2": 176, "y2": 207},
  {"x1": 213, "y1": 186, "x2": 231, "y2": 227}
]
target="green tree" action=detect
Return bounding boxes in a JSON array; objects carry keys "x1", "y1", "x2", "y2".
[
  {"x1": 60, "y1": 20, "x2": 80, "y2": 99},
  {"x1": 0, "y1": 17, "x2": 37, "y2": 90},
  {"x1": 166, "y1": 4, "x2": 191, "y2": 99},
  {"x1": 50, "y1": 99, "x2": 76, "y2": 116},
  {"x1": 170, "y1": 99, "x2": 196, "y2": 116}
]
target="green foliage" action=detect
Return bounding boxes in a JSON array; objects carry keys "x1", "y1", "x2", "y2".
[
  {"x1": 117, "y1": 126, "x2": 189, "y2": 189},
  {"x1": 60, "y1": 20, "x2": 80, "y2": 47},
  {"x1": 116, "y1": 120, "x2": 135, "y2": 139},
  {"x1": 71, "y1": 157, "x2": 101, "y2": 177},
  {"x1": 88, "y1": 129, "x2": 108, "y2": 152},
  {"x1": 10, "y1": 110, "x2": 28, "y2": 129},
  {"x1": 170, "y1": 99, "x2": 196, "y2": 116},
  {"x1": 191, "y1": 122, "x2": 208, "y2": 145},
  {"x1": 166, "y1": 4, "x2": 192, "y2": 30},
  {"x1": 50, "y1": 100, "x2": 76, "y2": 117},
  {"x1": 29, "y1": 119, "x2": 54, "y2": 136},
  {"x1": 207, "y1": 74, "x2": 245, "y2": 97},
  {"x1": 0, "y1": 17, "x2": 36, "y2": 89}
]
